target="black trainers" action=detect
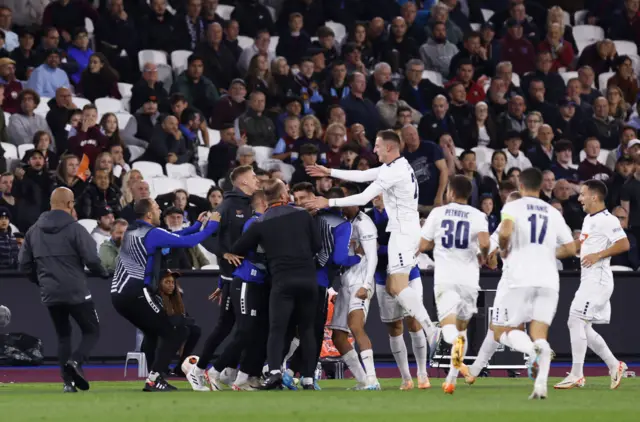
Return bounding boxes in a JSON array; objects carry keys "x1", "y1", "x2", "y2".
[
  {"x1": 143, "y1": 375, "x2": 178, "y2": 392},
  {"x1": 63, "y1": 360, "x2": 89, "y2": 391},
  {"x1": 259, "y1": 373, "x2": 283, "y2": 390},
  {"x1": 302, "y1": 384, "x2": 315, "y2": 390},
  {"x1": 63, "y1": 383, "x2": 77, "y2": 393}
]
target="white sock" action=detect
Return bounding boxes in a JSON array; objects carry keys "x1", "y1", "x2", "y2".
[
  {"x1": 301, "y1": 376, "x2": 313, "y2": 386},
  {"x1": 441, "y1": 324, "x2": 459, "y2": 345},
  {"x1": 234, "y1": 370, "x2": 249, "y2": 385},
  {"x1": 533, "y1": 339, "x2": 551, "y2": 388},
  {"x1": 586, "y1": 324, "x2": 619, "y2": 373},
  {"x1": 500, "y1": 331, "x2": 536, "y2": 356},
  {"x1": 360, "y1": 349, "x2": 377, "y2": 379},
  {"x1": 390, "y1": 334, "x2": 412, "y2": 381},
  {"x1": 469, "y1": 329, "x2": 499, "y2": 377},
  {"x1": 147, "y1": 371, "x2": 160, "y2": 382},
  {"x1": 395, "y1": 288, "x2": 433, "y2": 332},
  {"x1": 568, "y1": 315, "x2": 587, "y2": 378},
  {"x1": 342, "y1": 349, "x2": 367, "y2": 384},
  {"x1": 409, "y1": 330, "x2": 428, "y2": 376},
  {"x1": 283, "y1": 337, "x2": 300, "y2": 369}
]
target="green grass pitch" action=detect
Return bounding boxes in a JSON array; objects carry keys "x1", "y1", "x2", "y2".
[{"x1": 1, "y1": 378, "x2": 639, "y2": 421}]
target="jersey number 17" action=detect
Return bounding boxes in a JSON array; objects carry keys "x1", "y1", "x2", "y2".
[{"x1": 528, "y1": 214, "x2": 548, "y2": 244}]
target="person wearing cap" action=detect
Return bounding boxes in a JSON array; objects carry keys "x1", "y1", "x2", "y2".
[
  {"x1": 210, "y1": 78, "x2": 247, "y2": 130},
  {"x1": 195, "y1": 23, "x2": 240, "y2": 91},
  {"x1": 130, "y1": 95, "x2": 164, "y2": 144},
  {"x1": 0, "y1": 205, "x2": 18, "y2": 269},
  {"x1": 419, "y1": 22, "x2": 459, "y2": 79},
  {"x1": 7, "y1": 89, "x2": 53, "y2": 147},
  {"x1": 0, "y1": 57, "x2": 22, "y2": 113},
  {"x1": 12, "y1": 149, "x2": 55, "y2": 229},
  {"x1": 91, "y1": 205, "x2": 115, "y2": 247},
  {"x1": 376, "y1": 81, "x2": 421, "y2": 129},
  {"x1": 502, "y1": 130, "x2": 532, "y2": 172},
  {"x1": 130, "y1": 62, "x2": 170, "y2": 114},
  {"x1": 171, "y1": 54, "x2": 219, "y2": 119},
  {"x1": 276, "y1": 12, "x2": 312, "y2": 68},
  {"x1": 499, "y1": 18, "x2": 536, "y2": 76},
  {"x1": 553, "y1": 98, "x2": 582, "y2": 148},
  {"x1": 159, "y1": 206, "x2": 209, "y2": 270}
]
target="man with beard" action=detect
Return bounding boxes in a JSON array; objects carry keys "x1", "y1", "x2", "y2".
[
  {"x1": 99, "y1": 218, "x2": 128, "y2": 272},
  {"x1": 91, "y1": 206, "x2": 115, "y2": 249},
  {"x1": 419, "y1": 22, "x2": 458, "y2": 79}
]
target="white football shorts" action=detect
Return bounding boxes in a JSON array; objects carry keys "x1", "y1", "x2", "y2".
[
  {"x1": 328, "y1": 283, "x2": 370, "y2": 333},
  {"x1": 434, "y1": 283, "x2": 479, "y2": 322},
  {"x1": 569, "y1": 283, "x2": 613, "y2": 324},
  {"x1": 492, "y1": 286, "x2": 558, "y2": 327},
  {"x1": 376, "y1": 269, "x2": 423, "y2": 323},
  {"x1": 387, "y1": 232, "x2": 419, "y2": 275}
]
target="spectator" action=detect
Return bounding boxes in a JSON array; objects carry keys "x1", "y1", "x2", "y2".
[
  {"x1": 173, "y1": 0, "x2": 207, "y2": 51},
  {"x1": 503, "y1": 2, "x2": 540, "y2": 43},
  {"x1": 621, "y1": 140, "x2": 640, "y2": 239},
  {"x1": 485, "y1": 77, "x2": 509, "y2": 117},
  {"x1": 610, "y1": 206, "x2": 640, "y2": 270},
  {"x1": 131, "y1": 96, "x2": 163, "y2": 145},
  {"x1": 176, "y1": 107, "x2": 202, "y2": 170},
  {"x1": 119, "y1": 179, "x2": 150, "y2": 223},
  {"x1": 161, "y1": 207, "x2": 209, "y2": 269},
  {"x1": 273, "y1": 115, "x2": 300, "y2": 162},
  {"x1": 146, "y1": 115, "x2": 190, "y2": 166},
  {"x1": 376, "y1": 81, "x2": 421, "y2": 129},
  {"x1": 608, "y1": 155, "x2": 634, "y2": 209},
  {"x1": 276, "y1": 13, "x2": 312, "y2": 67},
  {"x1": 290, "y1": 143, "x2": 318, "y2": 186},
  {"x1": 35, "y1": 27, "x2": 80, "y2": 79},
  {"x1": 418, "y1": 94, "x2": 461, "y2": 147},
  {"x1": 419, "y1": 22, "x2": 458, "y2": 79},
  {"x1": 447, "y1": 82, "x2": 474, "y2": 130},
  {"x1": 292, "y1": 114, "x2": 327, "y2": 162},
  {"x1": 46, "y1": 87, "x2": 76, "y2": 153},
  {"x1": 608, "y1": 0, "x2": 640, "y2": 45},
  {"x1": 503, "y1": 131, "x2": 532, "y2": 171},
  {"x1": 66, "y1": 28, "x2": 93, "y2": 85},
  {"x1": 0, "y1": 7, "x2": 16, "y2": 53},
  {"x1": 313, "y1": 26, "x2": 339, "y2": 66},
  {"x1": 480, "y1": 22, "x2": 501, "y2": 69},
  {"x1": 551, "y1": 139, "x2": 579, "y2": 184},
  {"x1": 0, "y1": 58, "x2": 22, "y2": 113},
  {"x1": 553, "y1": 178, "x2": 585, "y2": 231},
  {"x1": 324, "y1": 122, "x2": 347, "y2": 169},
  {"x1": 77, "y1": 53, "x2": 121, "y2": 103},
  {"x1": 544, "y1": 6, "x2": 578, "y2": 55},
  {"x1": 577, "y1": 40, "x2": 617, "y2": 82},
  {"x1": 496, "y1": 95, "x2": 526, "y2": 146},
  {"x1": 449, "y1": 31, "x2": 490, "y2": 80},
  {"x1": 210, "y1": 79, "x2": 247, "y2": 130},
  {"x1": 141, "y1": 0, "x2": 177, "y2": 52},
  {"x1": 495, "y1": 61, "x2": 524, "y2": 99},
  {"x1": 438, "y1": 132, "x2": 461, "y2": 176},
  {"x1": 400, "y1": 1, "x2": 427, "y2": 45},
  {"x1": 522, "y1": 51, "x2": 566, "y2": 105},
  {"x1": 25, "y1": 49, "x2": 70, "y2": 98},
  {"x1": 77, "y1": 168, "x2": 122, "y2": 219},
  {"x1": 447, "y1": 59, "x2": 486, "y2": 105},
  {"x1": 427, "y1": 3, "x2": 463, "y2": 47},
  {"x1": 108, "y1": 143, "x2": 130, "y2": 182},
  {"x1": 480, "y1": 194, "x2": 499, "y2": 233},
  {"x1": 0, "y1": 29, "x2": 8, "y2": 58},
  {"x1": 341, "y1": 72, "x2": 381, "y2": 142},
  {"x1": 42, "y1": 1, "x2": 98, "y2": 46},
  {"x1": 201, "y1": 0, "x2": 225, "y2": 26},
  {"x1": 22, "y1": 131, "x2": 58, "y2": 172},
  {"x1": 578, "y1": 137, "x2": 614, "y2": 182},
  {"x1": 584, "y1": 96, "x2": 622, "y2": 150},
  {"x1": 12, "y1": 150, "x2": 55, "y2": 230},
  {"x1": 0, "y1": 172, "x2": 16, "y2": 217},
  {"x1": 277, "y1": 0, "x2": 324, "y2": 36},
  {"x1": 7, "y1": 89, "x2": 52, "y2": 146},
  {"x1": 395, "y1": 106, "x2": 416, "y2": 130},
  {"x1": 401, "y1": 124, "x2": 448, "y2": 209},
  {"x1": 10, "y1": 29, "x2": 38, "y2": 81},
  {"x1": 342, "y1": 23, "x2": 374, "y2": 69},
  {"x1": 195, "y1": 23, "x2": 239, "y2": 93},
  {"x1": 581, "y1": 66, "x2": 600, "y2": 102},
  {"x1": 0, "y1": 206, "x2": 18, "y2": 269},
  {"x1": 537, "y1": 22, "x2": 574, "y2": 72},
  {"x1": 245, "y1": 54, "x2": 276, "y2": 109},
  {"x1": 236, "y1": 90, "x2": 277, "y2": 148},
  {"x1": 231, "y1": 0, "x2": 275, "y2": 38},
  {"x1": 462, "y1": 101, "x2": 497, "y2": 149},
  {"x1": 95, "y1": 0, "x2": 138, "y2": 83},
  {"x1": 607, "y1": 55, "x2": 639, "y2": 106},
  {"x1": 364, "y1": 62, "x2": 391, "y2": 105},
  {"x1": 540, "y1": 169, "x2": 556, "y2": 202},
  {"x1": 68, "y1": 104, "x2": 108, "y2": 168},
  {"x1": 90, "y1": 205, "x2": 114, "y2": 248},
  {"x1": 565, "y1": 77, "x2": 593, "y2": 122},
  {"x1": 525, "y1": 79, "x2": 559, "y2": 126},
  {"x1": 118, "y1": 169, "x2": 143, "y2": 208},
  {"x1": 130, "y1": 63, "x2": 170, "y2": 114},
  {"x1": 314, "y1": 175, "x2": 333, "y2": 196},
  {"x1": 380, "y1": 17, "x2": 418, "y2": 73},
  {"x1": 554, "y1": 98, "x2": 582, "y2": 151},
  {"x1": 0, "y1": 85, "x2": 7, "y2": 145},
  {"x1": 607, "y1": 85, "x2": 628, "y2": 120},
  {"x1": 95, "y1": 151, "x2": 115, "y2": 177},
  {"x1": 99, "y1": 218, "x2": 127, "y2": 272},
  {"x1": 275, "y1": 96, "x2": 303, "y2": 139},
  {"x1": 100, "y1": 113, "x2": 130, "y2": 161},
  {"x1": 157, "y1": 189, "x2": 208, "y2": 227},
  {"x1": 54, "y1": 153, "x2": 88, "y2": 198},
  {"x1": 607, "y1": 126, "x2": 637, "y2": 170},
  {"x1": 499, "y1": 19, "x2": 536, "y2": 76},
  {"x1": 526, "y1": 123, "x2": 555, "y2": 171},
  {"x1": 207, "y1": 186, "x2": 224, "y2": 210},
  {"x1": 171, "y1": 54, "x2": 219, "y2": 119},
  {"x1": 480, "y1": 149, "x2": 508, "y2": 186}
]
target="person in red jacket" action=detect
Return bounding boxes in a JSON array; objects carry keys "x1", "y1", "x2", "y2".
[
  {"x1": 538, "y1": 22, "x2": 574, "y2": 72},
  {"x1": 499, "y1": 19, "x2": 536, "y2": 76},
  {"x1": 67, "y1": 104, "x2": 108, "y2": 168}
]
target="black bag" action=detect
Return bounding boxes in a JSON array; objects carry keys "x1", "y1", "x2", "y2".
[{"x1": 0, "y1": 332, "x2": 44, "y2": 366}]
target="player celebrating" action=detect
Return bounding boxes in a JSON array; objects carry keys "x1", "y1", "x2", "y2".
[
  {"x1": 327, "y1": 183, "x2": 380, "y2": 390},
  {"x1": 494, "y1": 168, "x2": 577, "y2": 399},
  {"x1": 419, "y1": 176, "x2": 490, "y2": 394},
  {"x1": 554, "y1": 180, "x2": 629, "y2": 390},
  {"x1": 368, "y1": 194, "x2": 433, "y2": 391},
  {"x1": 305, "y1": 130, "x2": 439, "y2": 350}
]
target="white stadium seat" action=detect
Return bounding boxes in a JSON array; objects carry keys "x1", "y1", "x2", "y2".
[
  {"x1": 574, "y1": 10, "x2": 588, "y2": 25},
  {"x1": 326, "y1": 21, "x2": 346, "y2": 43},
  {"x1": 237, "y1": 36, "x2": 254, "y2": 50},
  {"x1": 472, "y1": 146, "x2": 494, "y2": 168},
  {"x1": 166, "y1": 163, "x2": 198, "y2": 179},
  {"x1": 562, "y1": 11, "x2": 571, "y2": 27},
  {"x1": 598, "y1": 71, "x2": 615, "y2": 93},
  {"x1": 115, "y1": 111, "x2": 133, "y2": 131},
  {"x1": 422, "y1": 70, "x2": 443, "y2": 86},
  {"x1": 18, "y1": 144, "x2": 34, "y2": 159},
  {"x1": 217, "y1": 4, "x2": 234, "y2": 20},
  {"x1": 96, "y1": 97, "x2": 124, "y2": 114},
  {"x1": 151, "y1": 176, "x2": 186, "y2": 196},
  {"x1": 197, "y1": 145, "x2": 209, "y2": 175},
  {"x1": 511, "y1": 72, "x2": 520, "y2": 87},
  {"x1": 481, "y1": 9, "x2": 494, "y2": 21},
  {"x1": 138, "y1": 49, "x2": 168, "y2": 71},
  {"x1": 269, "y1": 36, "x2": 279, "y2": 53},
  {"x1": 118, "y1": 82, "x2": 133, "y2": 99},
  {"x1": 186, "y1": 177, "x2": 215, "y2": 197},
  {"x1": 572, "y1": 25, "x2": 605, "y2": 43},
  {"x1": 78, "y1": 219, "x2": 98, "y2": 233},
  {"x1": 201, "y1": 263, "x2": 220, "y2": 271},
  {"x1": 133, "y1": 161, "x2": 164, "y2": 178},
  {"x1": 252, "y1": 146, "x2": 274, "y2": 167},
  {"x1": 614, "y1": 40, "x2": 638, "y2": 56},
  {"x1": 171, "y1": 50, "x2": 192, "y2": 75},
  {"x1": 560, "y1": 71, "x2": 578, "y2": 85},
  {"x1": 455, "y1": 147, "x2": 464, "y2": 157},
  {"x1": 266, "y1": 5, "x2": 277, "y2": 22},
  {"x1": 72, "y1": 97, "x2": 92, "y2": 109},
  {"x1": 4, "y1": 111, "x2": 10, "y2": 122},
  {"x1": 470, "y1": 23, "x2": 481, "y2": 31},
  {"x1": 127, "y1": 145, "x2": 146, "y2": 162},
  {"x1": 579, "y1": 148, "x2": 610, "y2": 165},
  {"x1": 1, "y1": 142, "x2": 17, "y2": 159}
]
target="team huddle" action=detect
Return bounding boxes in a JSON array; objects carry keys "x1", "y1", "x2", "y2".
[{"x1": 183, "y1": 130, "x2": 629, "y2": 398}]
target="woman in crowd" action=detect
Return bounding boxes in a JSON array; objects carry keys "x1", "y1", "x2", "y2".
[
  {"x1": 78, "y1": 53, "x2": 122, "y2": 103},
  {"x1": 77, "y1": 168, "x2": 122, "y2": 219},
  {"x1": 344, "y1": 22, "x2": 373, "y2": 67},
  {"x1": 245, "y1": 53, "x2": 276, "y2": 109},
  {"x1": 21, "y1": 131, "x2": 58, "y2": 171},
  {"x1": 607, "y1": 85, "x2": 628, "y2": 120},
  {"x1": 463, "y1": 102, "x2": 497, "y2": 149},
  {"x1": 480, "y1": 150, "x2": 508, "y2": 186},
  {"x1": 207, "y1": 186, "x2": 223, "y2": 210},
  {"x1": 95, "y1": 151, "x2": 114, "y2": 178},
  {"x1": 538, "y1": 21, "x2": 574, "y2": 72},
  {"x1": 293, "y1": 115, "x2": 327, "y2": 161},
  {"x1": 119, "y1": 169, "x2": 143, "y2": 208},
  {"x1": 54, "y1": 154, "x2": 88, "y2": 199},
  {"x1": 100, "y1": 113, "x2": 132, "y2": 162},
  {"x1": 520, "y1": 111, "x2": 544, "y2": 151},
  {"x1": 544, "y1": 6, "x2": 578, "y2": 55},
  {"x1": 270, "y1": 56, "x2": 298, "y2": 108},
  {"x1": 607, "y1": 55, "x2": 639, "y2": 106}
]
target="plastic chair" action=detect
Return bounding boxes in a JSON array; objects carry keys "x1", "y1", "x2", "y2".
[
  {"x1": 17, "y1": 144, "x2": 34, "y2": 159},
  {"x1": 611, "y1": 265, "x2": 634, "y2": 272},
  {"x1": 198, "y1": 245, "x2": 218, "y2": 268},
  {"x1": 72, "y1": 97, "x2": 92, "y2": 109},
  {"x1": 201, "y1": 263, "x2": 220, "y2": 270},
  {"x1": 127, "y1": 145, "x2": 146, "y2": 162},
  {"x1": 138, "y1": 49, "x2": 168, "y2": 71},
  {"x1": 1, "y1": 142, "x2": 17, "y2": 159},
  {"x1": 422, "y1": 70, "x2": 443, "y2": 86},
  {"x1": 572, "y1": 25, "x2": 605, "y2": 43},
  {"x1": 562, "y1": 11, "x2": 571, "y2": 27},
  {"x1": 217, "y1": 4, "x2": 234, "y2": 20},
  {"x1": 560, "y1": 71, "x2": 578, "y2": 85},
  {"x1": 579, "y1": 148, "x2": 610, "y2": 165},
  {"x1": 269, "y1": 36, "x2": 279, "y2": 53},
  {"x1": 326, "y1": 21, "x2": 346, "y2": 43},
  {"x1": 455, "y1": 147, "x2": 464, "y2": 157},
  {"x1": 171, "y1": 50, "x2": 192, "y2": 76},
  {"x1": 472, "y1": 146, "x2": 495, "y2": 168},
  {"x1": 481, "y1": 9, "x2": 494, "y2": 21},
  {"x1": 252, "y1": 146, "x2": 274, "y2": 167},
  {"x1": 78, "y1": 219, "x2": 98, "y2": 233},
  {"x1": 166, "y1": 163, "x2": 198, "y2": 179},
  {"x1": 511, "y1": 72, "x2": 521, "y2": 87},
  {"x1": 574, "y1": 10, "x2": 588, "y2": 25},
  {"x1": 124, "y1": 352, "x2": 148, "y2": 378},
  {"x1": 115, "y1": 112, "x2": 133, "y2": 131},
  {"x1": 237, "y1": 35, "x2": 254, "y2": 50},
  {"x1": 266, "y1": 5, "x2": 277, "y2": 22},
  {"x1": 151, "y1": 176, "x2": 186, "y2": 196},
  {"x1": 598, "y1": 71, "x2": 615, "y2": 94},
  {"x1": 614, "y1": 40, "x2": 638, "y2": 56},
  {"x1": 3, "y1": 111, "x2": 10, "y2": 122},
  {"x1": 133, "y1": 161, "x2": 164, "y2": 178},
  {"x1": 117, "y1": 82, "x2": 133, "y2": 99},
  {"x1": 96, "y1": 97, "x2": 123, "y2": 114},
  {"x1": 186, "y1": 177, "x2": 215, "y2": 197}
]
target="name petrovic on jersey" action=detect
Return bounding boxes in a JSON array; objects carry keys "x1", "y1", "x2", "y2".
[{"x1": 445, "y1": 209, "x2": 470, "y2": 219}]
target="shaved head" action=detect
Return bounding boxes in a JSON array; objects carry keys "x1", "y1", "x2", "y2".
[{"x1": 50, "y1": 187, "x2": 76, "y2": 217}]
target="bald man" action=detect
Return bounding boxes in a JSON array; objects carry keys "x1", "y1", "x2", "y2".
[{"x1": 19, "y1": 187, "x2": 108, "y2": 393}]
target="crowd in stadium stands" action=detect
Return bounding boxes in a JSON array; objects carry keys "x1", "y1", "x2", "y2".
[{"x1": 2, "y1": 0, "x2": 640, "y2": 272}]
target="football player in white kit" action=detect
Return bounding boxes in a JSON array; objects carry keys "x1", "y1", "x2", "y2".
[
  {"x1": 459, "y1": 191, "x2": 523, "y2": 385},
  {"x1": 554, "y1": 180, "x2": 630, "y2": 390},
  {"x1": 419, "y1": 175, "x2": 490, "y2": 394},
  {"x1": 328, "y1": 182, "x2": 380, "y2": 390},
  {"x1": 305, "y1": 130, "x2": 439, "y2": 345},
  {"x1": 494, "y1": 168, "x2": 577, "y2": 399}
]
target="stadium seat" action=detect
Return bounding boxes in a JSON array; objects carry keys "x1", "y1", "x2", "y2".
[
  {"x1": 151, "y1": 176, "x2": 186, "y2": 196},
  {"x1": 199, "y1": 128, "x2": 220, "y2": 146},
  {"x1": 598, "y1": 71, "x2": 615, "y2": 93},
  {"x1": 171, "y1": 50, "x2": 192, "y2": 76},
  {"x1": 9, "y1": 223, "x2": 18, "y2": 233},
  {"x1": 269, "y1": 36, "x2": 279, "y2": 53},
  {"x1": 124, "y1": 351, "x2": 148, "y2": 378},
  {"x1": 572, "y1": 25, "x2": 605, "y2": 43},
  {"x1": 481, "y1": 9, "x2": 494, "y2": 21},
  {"x1": 166, "y1": 163, "x2": 198, "y2": 179},
  {"x1": 560, "y1": 71, "x2": 578, "y2": 85},
  {"x1": 197, "y1": 145, "x2": 209, "y2": 175},
  {"x1": 17, "y1": 144, "x2": 34, "y2": 159},
  {"x1": 253, "y1": 146, "x2": 274, "y2": 167},
  {"x1": 470, "y1": 23, "x2": 481, "y2": 31},
  {"x1": 422, "y1": 70, "x2": 443, "y2": 86},
  {"x1": 611, "y1": 265, "x2": 634, "y2": 271},
  {"x1": 472, "y1": 146, "x2": 494, "y2": 167},
  {"x1": 85, "y1": 17, "x2": 95, "y2": 49},
  {"x1": 186, "y1": 177, "x2": 215, "y2": 197},
  {"x1": 511, "y1": 72, "x2": 520, "y2": 87},
  {"x1": 1, "y1": 142, "x2": 17, "y2": 159},
  {"x1": 115, "y1": 111, "x2": 133, "y2": 130},
  {"x1": 117, "y1": 82, "x2": 133, "y2": 111},
  {"x1": 4, "y1": 111, "x2": 10, "y2": 122},
  {"x1": 455, "y1": 147, "x2": 464, "y2": 157},
  {"x1": 201, "y1": 263, "x2": 220, "y2": 271},
  {"x1": 562, "y1": 11, "x2": 571, "y2": 26},
  {"x1": 72, "y1": 97, "x2": 92, "y2": 109},
  {"x1": 326, "y1": 21, "x2": 347, "y2": 43},
  {"x1": 574, "y1": 10, "x2": 588, "y2": 25},
  {"x1": 127, "y1": 145, "x2": 146, "y2": 162},
  {"x1": 614, "y1": 40, "x2": 638, "y2": 56},
  {"x1": 96, "y1": 97, "x2": 124, "y2": 114},
  {"x1": 237, "y1": 35, "x2": 253, "y2": 50},
  {"x1": 133, "y1": 161, "x2": 164, "y2": 178},
  {"x1": 137, "y1": 49, "x2": 168, "y2": 71},
  {"x1": 78, "y1": 219, "x2": 98, "y2": 233},
  {"x1": 266, "y1": 5, "x2": 277, "y2": 22},
  {"x1": 579, "y1": 148, "x2": 610, "y2": 165},
  {"x1": 34, "y1": 98, "x2": 50, "y2": 116},
  {"x1": 216, "y1": 4, "x2": 234, "y2": 20}
]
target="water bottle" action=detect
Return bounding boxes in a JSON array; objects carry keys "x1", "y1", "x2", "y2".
[{"x1": 314, "y1": 361, "x2": 323, "y2": 380}]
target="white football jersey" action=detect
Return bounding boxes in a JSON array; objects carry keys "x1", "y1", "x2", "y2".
[
  {"x1": 343, "y1": 212, "x2": 378, "y2": 288},
  {"x1": 501, "y1": 197, "x2": 573, "y2": 291},
  {"x1": 422, "y1": 202, "x2": 489, "y2": 288},
  {"x1": 373, "y1": 157, "x2": 420, "y2": 234},
  {"x1": 349, "y1": 211, "x2": 378, "y2": 253},
  {"x1": 579, "y1": 210, "x2": 627, "y2": 287}
]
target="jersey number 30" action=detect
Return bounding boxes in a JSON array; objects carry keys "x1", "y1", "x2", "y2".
[
  {"x1": 441, "y1": 220, "x2": 470, "y2": 249},
  {"x1": 528, "y1": 214, "x2": 548, "y2": 244}
]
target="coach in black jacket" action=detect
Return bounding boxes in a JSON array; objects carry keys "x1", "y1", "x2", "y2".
[
  {"x1": 232, "y1": 178, "x2": 321, "y2": 390},
  {"x1": 197, "y1": 165, "x2": 259, "y2": 371}
]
